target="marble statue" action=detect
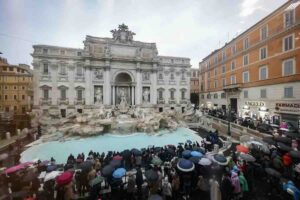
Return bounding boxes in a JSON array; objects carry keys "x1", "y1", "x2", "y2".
[
  {"x1": 95, "y1": 69, "x2": 103, "y2": 80},
  {"x1": 143, "y1": 88, "x2": 150, "y2": 103},
  {"x1": 111, "y1": 23, "x2": 136, "y2": 43},
  {"x1": 95, "y1": 88, "x2": 103, "y2": 104}
]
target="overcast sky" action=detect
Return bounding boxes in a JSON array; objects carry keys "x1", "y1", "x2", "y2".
[{"x1": 0, "y1": 0, "x2": 287, "y2": 68}]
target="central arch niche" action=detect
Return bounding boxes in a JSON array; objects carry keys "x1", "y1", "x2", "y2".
[{"x1": 112, "y1": 72, "x2": 135, "y2": 106}]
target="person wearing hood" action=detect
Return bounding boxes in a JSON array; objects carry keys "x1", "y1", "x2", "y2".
[
  {"x1": 283, "y1": 181, "x2": 300, "y2": 200},
  {"x1": 231, "y1": 167, "x2": 241, "y2": 199},
  {"x1": 220, "y1": 172, "x2": 233, "y2": 200}
]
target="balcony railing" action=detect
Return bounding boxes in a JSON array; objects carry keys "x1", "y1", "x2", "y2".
[
  {"x1": 180, "y1": 99, "x2": 188, "y2": 104},
  {"x1": 75, "y1": 75, "x2": 85, "y2": 82},
  {"x1": 157, "y1": 99, "x2": 165, "y2": 104},
  {"x1": 168, "y1": 99, "x2": 176, "y2": 104},
  {"x1": 57, "y1": 98, "x2": 69, "y2": 105},
  {"x1": 157, "y1": 80, "x2": 164, "y2": 85},
  {"x1": 75, "y1": 98, "x2": 85, "y2": 105},
  {"x1": 40, "y1": 98, "x2": 52, "y2": 105},
  {"x1": 169, "y1": 80, "x2": 176, "y2": 85}
]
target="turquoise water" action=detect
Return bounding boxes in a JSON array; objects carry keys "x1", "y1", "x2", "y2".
[{"x1": 20, "y1": 128, "x2": 201, "y2": 163}]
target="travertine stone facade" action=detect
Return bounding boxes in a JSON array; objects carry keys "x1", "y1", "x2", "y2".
[{"x1": 32, "y1": 24, "x2": 191, "y2": 116}]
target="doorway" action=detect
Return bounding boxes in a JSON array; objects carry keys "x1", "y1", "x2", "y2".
[{"x1": 230, "y1": 98, "x2": 237, "y2": 113}]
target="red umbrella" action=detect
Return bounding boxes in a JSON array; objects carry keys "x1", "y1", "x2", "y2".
[
  {"x1": 56, "y1": 171, "x2": 73, "y2": 186},
  {"x1": 5, "y1": 164, "x2": 25, "y2": 174},
  {"x1": 236, "y1": 145, "x2": 249, "y2": 154},
  {"x1": 113, "y1": 155, "x2": 123, "y2": 161}
]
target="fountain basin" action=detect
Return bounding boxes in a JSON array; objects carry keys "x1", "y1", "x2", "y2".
[{"x1": 21, "y1": 127, "x2": 202, "y2": 163}]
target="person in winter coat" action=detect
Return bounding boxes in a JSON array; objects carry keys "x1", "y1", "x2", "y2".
[
  {"x1": 136, "y1": 167, "x2": 144, "y2": 199},
  {"x1": 127, "y1": 173, "x2": 136, "y2": 200},
  {"x1": 238, "y1": 171, "x2": 249, "y2": 199},
  {"x1": 209, "y1": 176, "x2": 222, "y2": 200},
  {"x1": 220, "y1": 172, "x2": 233, "y2": 200},
  {"x1": 231, "y1": 170, "x2": 241, "y2": 198},
  {"x1": 162, "y1": 176, "x2": 172, "y2": 200}
]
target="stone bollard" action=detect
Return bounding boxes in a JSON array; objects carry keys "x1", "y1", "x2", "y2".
[
  {"x1": 213, "y1": 144, "x2": 219, "y2": 153},
  {"x1": 17, "y1": 129, "x2": 21, "y2": 135},
  {"x1": 6, "y1": 132, "x2": 11, "y2": 140}
]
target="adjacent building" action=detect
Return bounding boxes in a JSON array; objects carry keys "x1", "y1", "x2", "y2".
[
  {"x1": 0, "y1": 57, "x2": 33, "y2": 137},
  {"x1": 199, "y1": 1, "x2": 300, "y2": 129},
  {"x1": 190, "y1": 68, "x2": 200, "y2": 106},
  {"x1": 32, "y1": 24, "x2": 191, "y2": 116}
]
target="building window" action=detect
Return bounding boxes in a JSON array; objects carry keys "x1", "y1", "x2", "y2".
[
  {"x1": 221, "y1": 93, "x2": 226, "y2": 99},
  {"x1": 260, "y1": 25, "x2": 268, "y2": 40},
  {"x1": 77, "y1": 52, "x2": 82, "y2": 56},
  {"x1": 284, "y1": 87, "x2": 293, "y2": 98},
  {"x1": 243, "y1": 54, "x2": 249, "y2": 66},
  {"x1": 207, "y1": 94, "x2": 211, "y2": 99},
  {"x1": 260, "y1": 89, "x2": 267, "y2": 98},
  {"x1": 214, "y1": 56, "x2": 218, "y2": 64},
  {"x1": 14, "y1": 95, "x2": 17, "y2": 100},
  {"x1": 43, "y1": 49, "x2": 48, "y2": 54},
  {"x1": 5, "y1": 107, "x2": 9, "y2": 112},
  {"x1": 170, "y1": 73, "x2": 174, "y2": 80},
  {"x1": 77, "y1": 90, "x2": 83, "y2": 100},
  {"x1": 260, "y1": 47, "x2": 267, "y2": 60},
  {"x1": 9, "y1": 67, "x2": 13, "y2": 71},
  {"x1": 230, "y1": 75, "x2": 236, "y2": 84},
  {"x1": 231, "y1": 44, "x2": 236, "y2": 55},
  {"x1": 231, "y1": 61, "x2": 235, "y2": 71},
  {"x1": 213, "y1": 94, "x2": 218, "y2": 99},
  {"x1": 214, "y1": 80, "x2": 218, "y2": 88},
  {"x1": 207, "y1": 80, "x2": 210, "y2": 89},
  {"x1": 60, "y1": 50, "x2": 65, "y2": 55},
  {"x1": 243, "y1": 71, "x2": 249, "y2": 83},
  {"x1": 14, "y1": 86, "x2": 17, "y2": 90},
  {"x1": 222, "y1": 66, "x2": 226, "y2": 74},
  {"x1": 181, "y1": 90, "x2": 185, "y2": 99},
  {"x1": 259, "y1": 66, "x2": 268, "y2": 80},
  {"x1": 43, "y1": 89, "x2": 49, "y2": 99},
  {"x1": 244, "y1": 37, "x2": 249, "y2": 49},
  {"x1": 158, "y1": 90, "x2": 163, "y2": 99},
  {"x1": 170, "y1": 90, "x2": 175, "y2": 100},
  {"x1": 201, "y1": 94, "x2": 204, "y2": 99},
  {"x1": 222, "y1": 78, "x2": 226, "y2": 87},
  {"x1": 60, "y1": 64, "x2": 67, "y2": 75},
  {"x1": 207, "y1": 61, "x2": 211, "y2": 69},
  {"x1": 43, "y1": 63, "x2": 49, "y2": 74},
  {"x1": 214, "y1": 68, "x2": 217, "y2": 76},
  {"x1": 284, "y1": 9, "x2": 295, "y2": 28},
  {"x1": 244, "y1": 90, "x2": 248, "y2": 98},
  {"x1": 208, "y1": 71, "x2": 210, "y2": 78},
  {"x1": 60, "y1": 89, "x2": 67, "y2": 100},
  {"x1": 3, "y1": 66, "x2": 7, "y2": 71},
  {"x1": 282, "y1": 58, "x2": 295, "y2": 76},
  {"x1": 222, "y1": 51, "x2": 226, "y2": 61},
  {"x1": 22, "y1": 107, "x2": 26, "y2": 114},
  {"x1": 283, "y1": 34, "x2": 294, "y2": 51},
  {"x1": 14, "y1": 106, "x2": 17, "y2": 112},
  {"x1": 5, "y1": 95, "x2": 8, "y2": 100},
  {"x1": 22, "y1": 95, "x2": 25, "y2": 100},
  {"x1": 181, "y1": 71, "x2": 185, "y2": 80},
  {"x1": 158, "y1": 73, "x2": 163, "y2": 79},
  {"x1": 22, "y1": 86, "x2": 25, "y2": 90}
]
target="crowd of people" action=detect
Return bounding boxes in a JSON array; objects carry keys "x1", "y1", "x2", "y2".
[{"x1": 1, "y1": 129, "x2": 300, "y2": 200}]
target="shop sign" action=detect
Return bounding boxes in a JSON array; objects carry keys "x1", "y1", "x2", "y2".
[
  {"x1": 275, "y1": 103, "x2": 300, "y2": 114},
  {"x1": 245, "y1": 101, "x2": 265, "y2": 107}
]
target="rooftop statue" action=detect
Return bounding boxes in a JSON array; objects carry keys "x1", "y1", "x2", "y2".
[{"x1": 110, "y1": 23, "x2": 136, "y2": 43}]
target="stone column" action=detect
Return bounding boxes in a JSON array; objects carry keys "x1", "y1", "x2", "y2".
[
  {"x1": 85, "y1": 66, "x2": 92, "y2": 105},
  {"x1": 151, "y1": 64, "x2": 157, "y2": 104},
  {"x1": 112, "y1": 85, "x2": 115, "y2": 105},
  {"x1": 131, "y1": 86, "x2": 135, "y2": 105},
  {"x1": 136, "y1": 63, "x2": 142, "y2": 105},
  {"x1": 104, "y1": 67, "x2": 111, "y2": 105}
]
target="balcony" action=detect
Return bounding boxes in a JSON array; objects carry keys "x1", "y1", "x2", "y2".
[
  {"x1": 40, "y1": 98, "x2": 52, "y2": 105},
  {"x1": 40, "y1": 73, "x2": 51, "y2": 81},
  {"x1": 57, "y1": 98, "x2": 69, "y2": 105},
  {"x1": 75, "y1": 98, "x2": 85, "y2": 105},
  {"x1": 180, "y1": 99, "x2": 188, "y2": 104},
  {"x1": 157, "y1": 98, "x2": 165, "y2": 104},
  {"x1": 223, "y1": 83, "x2": 241, "y2": 92},
  {"x1": 157, "y1": 80, "x2": 164, "y2": 85},
  {"x1": 180, "y1": 80, "x2": 187, "y2": 85},
  {"x1": 168, "y1": 99, "x2": 176, "y2": 104},
  {"x1": 75, "y1": 75, "x2": 85, "y2": 82},
  {"x1": 169, "y1": 80, "x2": 176, "y2": 85}
]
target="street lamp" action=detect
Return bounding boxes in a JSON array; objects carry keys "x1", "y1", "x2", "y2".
[{"x1": 227, "y1": 104, "x2": 231, "y2": 136}]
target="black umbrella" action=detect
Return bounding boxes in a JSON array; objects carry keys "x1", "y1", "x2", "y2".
[
  {"x1": 289, "y1": 151, "x2": 300, "y2": 159},
  {"x1": 277, "y1": 142, "x2": 292, "y2": 152},
  {"x1": 78, "y1": 161, "x2": 93, "y2": 172},
  {"x1": 239, "y1": 153, "x2": 256, "y2": 162},
  {"x1": 274, "y1": 136, "x2": 292, "y2": 144},
  {"x1": 109, "y1": 159, "x2": 122, "y2": 168},
  {"x1": 189, "y1": 156, "x2": 200, "y2": 164},
  {"x1": 131, "y1": 148, "x2": 142, "y2": 156},
  {"x1": 285, "y1": 132, "x2": 299, "y2": 139},
  {"x1": 262, "y1": 137, "x2": 276, "y2": 145},
  {"x1": 145, "y1": 169, "x2": 159, "y2": 183},
  {"x1": 265, "y1": 168, "x2": 281, "y2": 178},
  {"x1": 122, "y1": 149, "x2": 131, "y2": 159},
  {"x1": 102, "y1": 165, "x2": 114, "y2": 177}
]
